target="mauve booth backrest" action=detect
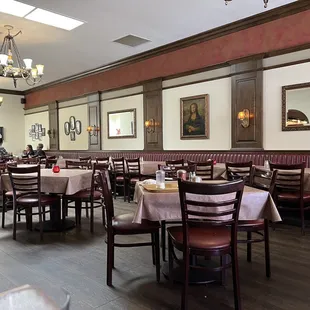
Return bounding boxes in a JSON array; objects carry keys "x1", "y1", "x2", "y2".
[{"x1": 45, "y1": 151, "x2": 310, "y2": 167}]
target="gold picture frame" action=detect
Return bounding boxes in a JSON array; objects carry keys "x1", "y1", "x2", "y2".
[{"x1": 180, "y1": 94, "x2": 210, "y2": 139}]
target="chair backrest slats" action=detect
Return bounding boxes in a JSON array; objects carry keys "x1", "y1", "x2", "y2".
[
  {"x1": 226, "y1": 161, "x2": 252, "y2": 184},
  {"x1": 65, "y1": 160, "x2": 91, "y2": 170},
  {"x1": 112, "y1": 157, "x2": 125, "y2": 175},
  {"x1": 188, "y1": 160, "x2": 214, "y2": 180},
  {"x1": 166, "y1": 159, "x2": 184, "y2": 167}
]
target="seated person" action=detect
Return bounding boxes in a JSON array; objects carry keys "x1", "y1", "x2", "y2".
[
  {"x1": 22, "y1": 144, "x2": 35, "y2": 158},
  {"x1": 33, "y1": 143, "x2": 46, "y2": 158},
  {"x1": 0, "y1": 144, "x2": 8, "y2": 157}
]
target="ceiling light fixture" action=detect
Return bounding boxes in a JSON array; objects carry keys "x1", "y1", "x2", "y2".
[
  {"x1": 225, "y1": 0, "x2": 269, "y2": 8},
  {"x1": 0, "y1": 25, "x2": 44, "y2": 88},
  {"x1": 25, "y1": 8, "x2": 84, "y2": 31},
  {"x1": 0, "y1": 0, "x2": 35, "y2": 18}
]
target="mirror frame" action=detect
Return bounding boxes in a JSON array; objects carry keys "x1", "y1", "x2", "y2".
[
  {"x1": 107, "y1": 108, "x2": 137, "y2": 139},
  {"x1": 282, "y1": 82, "x2": 310, "y2": 131}
]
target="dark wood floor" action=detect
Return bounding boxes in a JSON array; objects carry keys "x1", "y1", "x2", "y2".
[{"x1": 0, "y1": 200, "x2": 309, "y2": 309}]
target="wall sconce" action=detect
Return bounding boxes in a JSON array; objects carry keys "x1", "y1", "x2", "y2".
[
  {"x1": 47, "y1": 129, "x2": 56, "y2": 139},
  {"x1": 87, "y1": 125, "x2": 100, "y2": 136},
  {"x1": 237, "y1": 109, "x2": 250, "y2": 128},
  {"x1": 145, "y1": 119, "x2": 160, "y2": 133},
  {"x1": 0, "y1": 97, "x2": 3, "y2": 107}
]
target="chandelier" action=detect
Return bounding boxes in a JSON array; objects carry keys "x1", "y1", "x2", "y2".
[
  {"x1": 225, "y1": 0, "x2": 269, "y2": 8},
  {"x1": 0, "y1": 25, "x2": 44, "y2": 88}
]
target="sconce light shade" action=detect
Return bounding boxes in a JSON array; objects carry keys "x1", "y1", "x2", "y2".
[
  {"x1": 237, "y1": 109, "x2": 250, "y2": 128},
  {"x1": 0, "y1": 96, "x2": 3, "y2": 107},
  {"x1": 145, "y1": 118, "x2": 160, "y2": 133},
  {"x1": 87, "y1": 125, "x2": 100, "y2": 136}
]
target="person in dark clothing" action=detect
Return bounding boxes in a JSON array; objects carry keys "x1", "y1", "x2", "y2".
[
  {"x1": 34, "y1": 143, "x2": 46, "y2": 158},
  {"x1": 22, "y1": 145, "x2": 35, "y2": 158}
]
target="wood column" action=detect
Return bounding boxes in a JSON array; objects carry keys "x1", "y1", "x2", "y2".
[
  {"x1": 143, "y1": 79, "x2": 163, "y2": 151},
  {"x1": 48, "y1": 101, "x2": 59, "y2": 150},
  {"x1": 231, "y1": 59, "x2": 263, "y2": 150},
  {"x1": 88, "y1": 92, "x2": 101, "y2": 151}
]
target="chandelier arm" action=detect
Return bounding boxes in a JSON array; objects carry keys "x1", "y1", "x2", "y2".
[
  {"x1": 0, "y1": 36, "x2": 7, "y2": 54},
  {"x1": 12, "y1": 31, "x2": 22, "y2": 38},
  {"x1": 11, "y1": 38, "x2": 24, "y2": 69}
]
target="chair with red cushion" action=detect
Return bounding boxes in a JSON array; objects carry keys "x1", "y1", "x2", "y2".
[
  {"x1": 168, "y1": 179, "x2": 244, "y2": 310},
  {"x1": 125, "y1": 158, "x2": 142, "y2": 203},
  {"x1": 7, "y1": 165, "x2": 59, "y2": 241},
  {"x1": 98, "y1": 170, "x2": 160, "y2": 287},
  {"x1": 238, "y1": 167, "x2": 278, "y2": 278},
  {"x1": 111, "y1": 157, "x2": 126, "y2": 201},
  {"x1": 270, "y1": 162, "x2": 309, "y2": 235},
  {"x1": 62, "y1": 163, "x2": 105, "y2": 233}
]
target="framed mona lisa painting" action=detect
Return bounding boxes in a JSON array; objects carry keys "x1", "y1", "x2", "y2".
[{"x1": 180, "y1": 94, "x2": 209, "y2": 139}]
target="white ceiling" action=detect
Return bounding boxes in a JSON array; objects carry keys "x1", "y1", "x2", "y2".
[{"x1": 0, "y1": 0, "x2": 297, "y2": 91}]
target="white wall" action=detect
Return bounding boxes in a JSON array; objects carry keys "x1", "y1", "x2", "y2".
[
  {"x1": 58, "y1": 104, "x2": 88, "y2": 150},
  {"x1": 264, "y1": 62, "x2": 310, "y2": 150},
  {"x1": 101, "y1": 94, "x2": 144, "y2": 150},
  {"x1": 0, "y1": 94, "x2": 24, "y2": 155},
  {"x1": 163, "y1": 78, "x2": 231, "y2": 150},
  {"x1": 24, "y1": 111, "x2": 50, "y2": 151}
]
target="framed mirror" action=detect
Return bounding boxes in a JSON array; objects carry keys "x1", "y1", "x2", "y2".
[
  {"x1": 282, "y1": 82, "x2": 310, "y2": 131},
  {"x1": 108, "y1": 109, "x2": 136, "y2": 139}
]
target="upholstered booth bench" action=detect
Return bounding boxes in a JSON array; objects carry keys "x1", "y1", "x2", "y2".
[{"x1": 45, "y1": 150, "x2": 310, "y2": 168}]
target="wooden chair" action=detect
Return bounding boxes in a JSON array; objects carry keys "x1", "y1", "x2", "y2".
[
  {"x1": 98, "y1": 170, "x2": 160, "y2": 286},
  {"x1": 187, "y1": 160, "x2": 214, "y2": 180},
  {"x1": 270, "y1": 162, "x2": 309, "y2": 235},
  {"x1": 168, "y1": 179, "x2": 244, "y2": 310},
  {"x1": 79, "y1": 156, "x2": 92, "y2": 162},
  {"x1": 126, "y1": 158, "x2": 142, "y2": 203},
  {"x1": 237, "y1": 167, "x2": 278, "y2": 278},
  {"x1": 65, "y1": 160, "x2": 91, "y2": 170},
  {"x1": 166, "y1": 159, "x2": 184, "y2": 167},
  {"x1": 160, "y1": 163, "x2": 196, "y2": 262},
  {"x1": 111, "y1": 157, "x2": 126, "y2": 201},
  {"x1": 225, "y1": 161, "x2": 253, "y2": 185},
  {"x1": 62, "y1": 163, "x2": 105, "y2": 233},
  {"x1": 95, "y1": 157, "x2": 110, "y2": 165},
  {"x1": 7, "y1": 165, "x2": 59, "y2": 241},
  {"x1": 45, "y1": 158, "x2": 58, "y2": 169},
  {"x1": 19, "y1": 157, "x2": 40, "y2": 165}
]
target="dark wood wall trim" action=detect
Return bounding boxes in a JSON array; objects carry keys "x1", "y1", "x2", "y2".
[
  {"x1": 25, "y1": 1, "x2": 310, "y2": 96},
  {"x1": 0, "y1": 89, "x2": 24, "y2": 96},
  {"x1": 88, "y1": 92, "x2": 101, "y2": 151},
  {"x1": 48, "y1": 101, "x2": 59, "y2": 150}
]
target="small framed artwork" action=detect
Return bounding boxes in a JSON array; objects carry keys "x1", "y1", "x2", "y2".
[
  {"x1": 31, "y1": 125, "x2": 35, "y2": 133},
  {"x1": 64, "y1": 122, "x2": 70, "y2": 135},
  {"x1": 70, "y1": 131, "x2": 76, "y2": 141},
  {"x1": 35, "y1": 123, "x2": 39, "y2": 132},
  {"x1": 180, "y1": 94, "x2": 210, "y2": 139},
  {"x1": 38, "y1": 124, "x2": 42, "y2": 132},
  {"x1": 41, "y1": 128, "x2": 46, "y2": 136},
  {"x1": 75, "y1": 120, "x2": 82, "y2": 135},
  {"x1": 35, "y1": 132, "x2": 39, "y2": 140},
  {"x1": 69, "y1": 116, "x2": 76, "y2": 130},
  {"x1": 29, "y1": 129, "x2": 32, "y2": 137}
]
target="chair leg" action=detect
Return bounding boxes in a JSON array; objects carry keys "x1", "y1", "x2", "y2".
[
  {"x1": 90, "y1": 201, "x2": 94, "y2": 233},
  {"x1": 161, "y1": 221, "x2": 166, "y2": 262},
  {"x1": 106, "y1": 233, "x2": 114, "y2": 286},
  {"x1": 220, "y1": 255, "x2": 227, "y2": 286},
  {"x1": 154, "y1": 231, "x2": 160, "y2": 283},
  {"x1": 123, "y1": 181, "x2": 126, "y2": 202},
  {"x1": 101, "y1": 199, "x2": 106, "y2": 227},
  {"x1": 2, "y1": 199, "x2": 6, "y2": 228},
  {"x1": 168, "y1": 236, "x2": 174, "y2": 286},
  {"x1": 85, "y1": 202, "x2": 89, "y2": 219},
  {"x1": 151, "y1": 233, "x2": 156, "y2": 266},
  {"x1": 42, "y1": 206, "x2": 46, "y2": 221},
  {"x1": 300, "y1": 206, "x2": 305, "y2": 235},
  {"x1": 38, "y1": 205, "x2": 43, "y2": 242},
  {"x1": 247, "y1": 231, "x2": 252, "y2": 262},
  {"x1": 231, "y1": 246, "x2": 242, "y2": 310},
  {"x1": 127, "y1": 182, "x2": 131, "y2": 203},
  {"x1": 181, "y1": 248, "x2": 190, "y2": 310},
  {"x1": 264, "y1": 219, "x2": 271, "y2": 278},
  {"x1": 13, "y1": 205, "x2": 17, "y2": 240},
  {"x1": 113, "y1": 180, "x2": 116, "y2": 200}
]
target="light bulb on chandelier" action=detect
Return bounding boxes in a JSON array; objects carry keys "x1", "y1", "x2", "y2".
[
  {"x1": 225, "y1": 0, "x2": 268, "y2": 8},
  {"x1": 0, "y1": 25, "x2": 44, "y2": 88}
]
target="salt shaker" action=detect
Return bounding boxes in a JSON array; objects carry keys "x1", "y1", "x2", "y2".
[{"x1": 156, "y1": 170, "x2": 165, "y2": 189}]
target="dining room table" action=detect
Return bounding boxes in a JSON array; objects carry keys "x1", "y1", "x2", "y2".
[
  {"x1": 133, "y1": 179, "x2": 281, "y2": 284},
  {"x1": 1, "y1": 168, "x2": 93, "y2": 232}
]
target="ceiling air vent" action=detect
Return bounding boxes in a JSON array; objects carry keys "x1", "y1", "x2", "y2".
[{"x1": 113, "y1": 34, "x2": 150, "y2": 47}]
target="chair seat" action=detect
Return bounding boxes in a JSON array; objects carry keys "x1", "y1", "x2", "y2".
[
  {"x1": 129, "y1": 177, "x2": 140, "y2": 184},
  {"x1": 112, "y1": 213, "x2": 160, "y2": 234},
  {"x1": 115, "y1": 176, "x2": 124, "y2": 181},
  {"x1": 168, "y1": 226, "x2": 231, "y2": 250},
  {"x1": 5, "y1": 191, "x2": 22, "y2": 197},
  {"x1": 65, "y1": 190, "x2": 102, "y2": 200},
  {"x1": 278, "y1": 191, "x2": 310, "y2": 202},
  {"x1": 17, "y1": 193, "x2": 59, "y2": 206},
  {"x1": 237, "y1": 219, "x2": 264, "y2": 231}
]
